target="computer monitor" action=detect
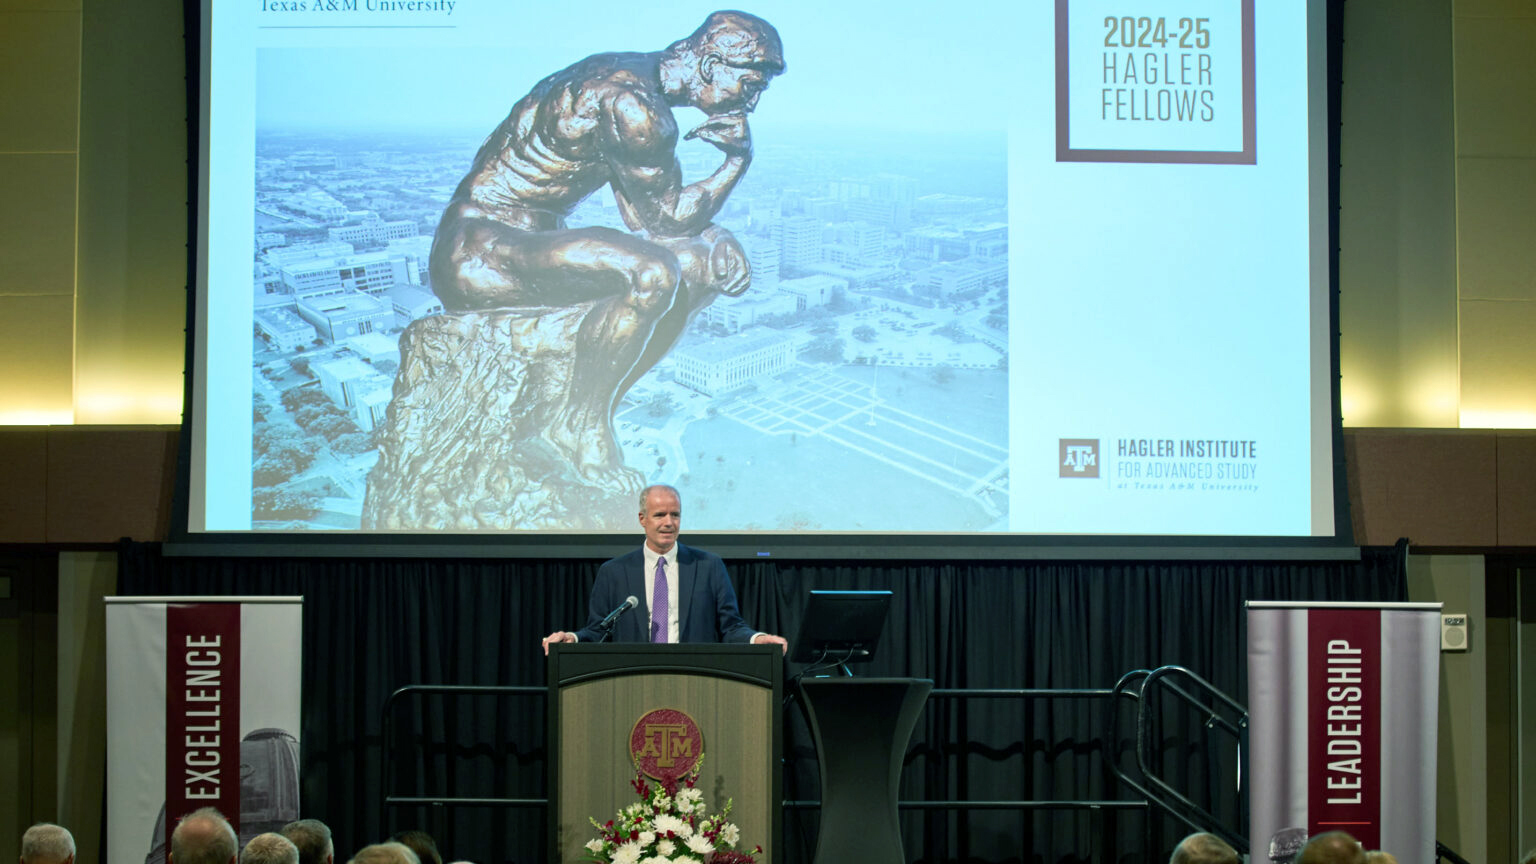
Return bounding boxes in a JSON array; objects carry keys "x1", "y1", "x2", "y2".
[{"x1": 790, "y1": 590, "x2": 893, "y2": 665}]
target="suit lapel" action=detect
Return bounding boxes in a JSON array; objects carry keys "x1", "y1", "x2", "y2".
[
  {"x1": 676, "y1": 544, "x2": 696, "y2": 641},
  {"x1": 627, "y1": 550, "x2": 648, "y2": 641}
]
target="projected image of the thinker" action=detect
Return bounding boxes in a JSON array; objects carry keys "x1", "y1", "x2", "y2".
[{"x1": 363, "y1": 11, "x2": 784, "y2": 530}]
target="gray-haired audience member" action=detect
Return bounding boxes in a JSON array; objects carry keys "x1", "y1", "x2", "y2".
[
  {"x1": 280, "y1": 820, "x2": 334, "y2": 864},
  {"x1": 241, "y1": 834, "x2": 298, "y2": 864},
  {"x1": 20, "y1": 824, "x2": 76, "y2": 864},
  {"x1": 170, "y1": 808, "x2": 239, "y2": 864},
  {"x1": 1297, "y1": 831, "x2": 1366, "y2": 864},
  {"x1": 346, "y1": 844, "x2": 418, "y2": 864},
  {"x1": 386, "y1": 832, "x2": 440, "y2": 864},
  {"x1": 1170, "y1": 832, "x2": 1240, "y2": 864}
]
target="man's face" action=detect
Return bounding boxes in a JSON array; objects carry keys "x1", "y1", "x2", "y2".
[
  {"x1": 697, "y1": 57, "x2": 775, "y2": 115},
  {"x1": 639, "y1": 489, "x2": 682, "y2": 554}
]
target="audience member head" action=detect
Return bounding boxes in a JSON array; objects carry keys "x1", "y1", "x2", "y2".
[
  {"x1": 170, "y1": 808, "x2": 239, "y2": 864},
  {"x1": 386, "y1": 833, "x2": 440, "y2": 864},
  {"x1": 1170, "y1": 832, "x2": 1239, "y2": 864},
  {"x1": 1363, "y1": 852, "x2": 1398, "y2": 864},
  {"x1": 346, "y1": 844, "x2": 418, "y2": 864},
  {"x1": 240, "y1": 834, "x2": 298, "y2": 864},
  {"x1": 1521, "y1": 849, "x2": 1536, "y2": 864},
  {"x1": 280, "y1": 820, "x2": 334, "y2": 864},
  {"x1": 1297, "y1": 831, "x2": 1365, "y2": 864},
  {"x1": 20, "y1": 824, "x2": 76, "y2": 864}
]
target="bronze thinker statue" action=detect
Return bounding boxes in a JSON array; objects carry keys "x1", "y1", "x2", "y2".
[{"x1": 363, "y1": 11, "x2": 785, "y2": 530}]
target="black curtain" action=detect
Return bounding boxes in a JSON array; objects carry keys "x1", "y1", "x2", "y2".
[{"x1": 118, "y1": 542, "x2": 1406, "y2": 864}]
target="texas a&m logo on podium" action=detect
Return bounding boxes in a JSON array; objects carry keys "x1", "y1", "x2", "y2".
[{"x1": 629, "y1": 708, "x2": 704, "y2": 781}]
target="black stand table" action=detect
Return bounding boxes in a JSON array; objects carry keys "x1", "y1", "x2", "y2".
[{"x1": 797, "y1": 677, "x2": 933, "y2": 864}]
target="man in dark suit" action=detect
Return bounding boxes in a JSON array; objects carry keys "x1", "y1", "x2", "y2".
[{"x1": 542, "y1": 484, "x2": 787, "y2": 652}]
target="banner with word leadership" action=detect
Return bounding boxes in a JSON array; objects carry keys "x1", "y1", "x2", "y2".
[
  {"x1": 106, "y1": 597, "x2": 303, "y2": 864},
  {"x1": 1247, "y1": 601, "x2": 1441, "y2": 864}
]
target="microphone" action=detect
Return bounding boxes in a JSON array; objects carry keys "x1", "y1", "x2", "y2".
[{"x1": 596, "y1": 595, "x2": 639, "y2": 634}]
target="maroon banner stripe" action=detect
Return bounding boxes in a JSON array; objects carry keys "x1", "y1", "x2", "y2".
[
  {"x1": 1306, "y1": 608, "x2": 1380, "y2": 849},
  {"x1": 166, "y1": 604, "x2": 242, "y2": 847}
]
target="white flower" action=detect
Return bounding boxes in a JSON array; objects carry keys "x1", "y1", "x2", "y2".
[
  {"x1": 719, "y1": 823, "x2": 740, "y2": 846},
  {"x1": 638, "y1": 831, "x2": 656, "y2": 847},
  {"x1": 611, "y1": 841, "x2": 642, "y2": 864},
  {"x1": 584, "y1": 839, "x2": 604, "y2": 854},
  {"x1": 639, "y1": 856, "x2": 672, "y2": 864},
  {"x1": 656, "y1": 839, "x2": 676, "y2": 857},
  {"x1": 685, "y1": 835, "x2": 714, "y2": 856},
  {"x1": 653, "y1": 814, "x2": 686, "y2": 837},
  {"x1": 676, "y1": 788, "x2": 703, "y2": 810}
]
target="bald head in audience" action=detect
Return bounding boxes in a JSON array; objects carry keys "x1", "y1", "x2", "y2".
[
  {"x1": 171, "y1": 808, "x2": 239, "y2": 864},
  {"x1": 20, "y1": 824, "x2": 75, "y2": 864},
  {"x1": 1170, "y1": 832, "x2": 1239, "y2": 864},
  {"x1": 346, "y1": 844, "x2": 418, "y2": 864},
  {"x1": 1363, "y1": 852, "x2": 1397, "y2": 864},
  {"x1": 241, "y1": 834, "x2": 298, "y2": 864},
  {"x1": 1297, "y1": 831, "x2": 1366, "y2": 864},
  {"x1": 280, "y1": 820, "x2": 334, "y2": 864}
]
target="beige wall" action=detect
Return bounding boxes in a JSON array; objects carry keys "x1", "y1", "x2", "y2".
[
  {"x1": 1454, "y1": 0, "x2": 1536, "y2": 429},
  {"x1": 1338, "y1": 0, "x2": 1460, "y2": 427},
  {"x1": 0, "y1": 0, "x2": 81, "y2": 425},
  {"x1": 1409, "y1": 555, "x2": 1489, "y2": 864},
  {"x1": 55, "y1": 551, "x2": 114, "y2": 864}
]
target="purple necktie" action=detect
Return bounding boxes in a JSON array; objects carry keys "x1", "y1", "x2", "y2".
[{"x1": 651, "y1": 556, "x2": 668, "y2": 643}]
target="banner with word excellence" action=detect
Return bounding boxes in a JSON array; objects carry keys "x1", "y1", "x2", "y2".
[
  {"x1": 1247, "y1": 601, "x2": 1441, "y2": 864},
  {"x1": 106, "y1": 597, "x2": 303, "y2": 864}
]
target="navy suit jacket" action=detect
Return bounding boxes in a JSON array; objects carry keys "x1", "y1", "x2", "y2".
[{"x1": 574, "y1": 543, "x2": 756, "y2": 644}]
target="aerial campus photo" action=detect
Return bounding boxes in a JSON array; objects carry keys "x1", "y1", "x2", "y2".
[{"x1": 248, "y1": 125, "x2": 1010, "y2": 533}]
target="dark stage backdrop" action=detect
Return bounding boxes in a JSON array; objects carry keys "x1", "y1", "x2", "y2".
[{"x1": 118, "y1": 543, "x2": 1407, "y2": 864}]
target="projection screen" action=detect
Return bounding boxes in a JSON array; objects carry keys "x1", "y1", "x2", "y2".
[{"x1": 182, "y1": 0, "x2": 1347, "y2": 555}]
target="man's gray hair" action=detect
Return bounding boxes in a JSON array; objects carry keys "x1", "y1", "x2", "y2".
[
  {"x1": 280, "y1": 820, "x2": 334, "y2": 864},
  {"x1": 1170, "y1": 832, "x2": 1239, "y2": 864},
  {"x1": 241, "y1": 834, "x2": 299, "y2": 864},
  {"x1": 21, "y1": 824, "x2": 76, "y2": 864},
  {"x1": 1297, "y1": 831, "x2": 1366, "y2": 864},
  {"x1": 347, "y1": 843, "x2": 419, "y2": 864},
  {"x1": 171, "y1": 807, "x2": 238, "y2": 864},
  {"x1": 638, "y1": 484, "x2": 681, "y2": 512}
]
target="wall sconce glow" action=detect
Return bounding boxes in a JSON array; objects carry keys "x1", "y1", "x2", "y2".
[
  {"x1": 0, "y1": 408, "x2": 75, "y2": 425},
  {"x1": 1459, "y1": 409, "x2": 1536, "y2": 430},
  {"x1": 75, "y1": 390, "x2": 184, "y2": 425},
  {"x1": 1339, "y1": 388, "x2": 1375, "y2": 428}
]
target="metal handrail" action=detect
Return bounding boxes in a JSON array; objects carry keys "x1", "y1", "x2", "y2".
[
  {"x1": 378, "y1": 684, "x2": 547, "y2": 833},
  {"x1": 1107, "y1": 666, "x2": 1250, "y2": 853}
]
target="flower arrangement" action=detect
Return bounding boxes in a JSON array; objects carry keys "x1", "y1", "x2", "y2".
[{"x1": 583, "y1": 760, "x2": 761, "y2": 864}]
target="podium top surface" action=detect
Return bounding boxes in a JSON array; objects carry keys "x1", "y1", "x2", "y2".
[{"x1": 548, "y1": 642, "x2": 783, "y2": 688}]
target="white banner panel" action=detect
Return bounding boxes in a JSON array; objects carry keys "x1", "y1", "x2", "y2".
[
  {"x1": 107, "y1": 597, "x2": 304, "y2": 864},
  {"x1": 1247, "y1": 601, "x2": 1440, "y2": 864}
]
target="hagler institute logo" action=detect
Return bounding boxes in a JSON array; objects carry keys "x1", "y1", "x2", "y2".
[
  {"x1": 1059, "y1": 439, "x2": 1100, "y2": 478},
  {"x1": 629, "y1": 708, "x2": 704, "y2": 782}
]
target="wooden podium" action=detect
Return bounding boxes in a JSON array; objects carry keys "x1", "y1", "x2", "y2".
[{"x1": 547, "y1": 644, "x2": 783, "y2": 864}]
